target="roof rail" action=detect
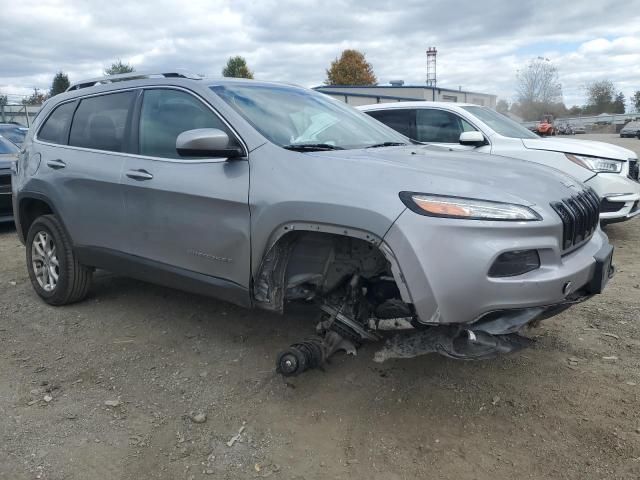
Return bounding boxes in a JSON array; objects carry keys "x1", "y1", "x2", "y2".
[{"x1": 66, "y1": 71, "x2": 202, "y2": 92}]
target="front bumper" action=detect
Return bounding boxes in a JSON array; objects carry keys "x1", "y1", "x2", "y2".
[
  {"x1": 384, "y1": 209, "x2": 612, "y2": 326},
  {"x1": 585, "y1": 173, "x2": 640, "y2": 224}
]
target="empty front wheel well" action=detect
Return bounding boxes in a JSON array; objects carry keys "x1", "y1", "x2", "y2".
[{"x1": 253, "y1": 230, "x2": 409, "y2": 314}]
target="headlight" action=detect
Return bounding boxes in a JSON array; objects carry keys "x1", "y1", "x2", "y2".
[
  {"x1": 399, "y1": 192, "x2": 541, "y2": 221},
  {"x1": 565, "y1": 154, "x2": 623, "y2": 173}
]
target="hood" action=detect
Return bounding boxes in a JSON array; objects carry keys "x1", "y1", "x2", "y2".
[
  {"x1": 308, "y1": 145, "x2": 584, "y2": 208},
  {"x1": 521, "y1": 137, "x2": 636, "y2": 161}
]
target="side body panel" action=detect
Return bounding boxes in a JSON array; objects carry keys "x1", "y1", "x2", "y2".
[
  {"x1": 27, "y1": 143, "x2": 128, "y2": 251},
  {"x1": 121, "y1": 157, "x2": 251, "y2": 287}
]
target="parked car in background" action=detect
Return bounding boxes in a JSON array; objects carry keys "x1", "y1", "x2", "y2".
[
  {"x1": 359, "y1": 102, "x2": 640, "y2": 224},
  {"x1": 573, "y1": 125, "x2": 586, "y2": 134},
  {"x1": 0, "y1": 136, "x2": 19, "y2": 222},
  {"x1": 12, "y1": 72, "x2": 614, "y2": 375},
  {"x1": 620, "y1": 121, "x2": 640, "y2": 138},
  {"x1": 0, "y1": 123, "x2": 28, "y2": 147}
]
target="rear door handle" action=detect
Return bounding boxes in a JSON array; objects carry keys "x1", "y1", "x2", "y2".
[
  {"x1": 126, "y1": 169, "x2": 154, "y2": 181},
  {"x1": 46, "y1": 159, "x2": 66, "y2": 169}
]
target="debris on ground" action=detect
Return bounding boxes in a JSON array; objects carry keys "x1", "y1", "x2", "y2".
[
  {"x1": 227, "y1": 424, "x2": 246, "y2": 447},
  {"x1": 190, "y1": 412, "x2": 207, "y2": 424}
]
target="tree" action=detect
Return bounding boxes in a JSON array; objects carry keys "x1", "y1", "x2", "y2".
[
  {"x1": 22, "y1": 88, "x2": 48, "y2": 106},
  {"x1": 104, "y1": 60, "x2": 135, "y2": 75},
  {"x1": 496, "y1": 99, "x2": 509, "y2": 114},
  {"x1": 50, "y1": 71, "x2": 70, "y2": 96},
  {"x1": 633, "y1": 91, "x2": 640, "y2": 112},
  {"x1": 0, "y1": 92, "x2": 7, "y2": 107},
  {"x1": 222, "y1": 56, "x2": 254, "y2": 79},
  {"x1": 325, "y1": 49, "x2": 377, "y2": 86},
  {"x1": 584, "y1": 80, "x2": 615, "y2": 114},
  {"x1": 612, "y1": 92, "x2": 625, "y2": 114},
  {"x1": 568, "y1": 105, "x2": 583, "y2": 116},
  {"x1": 514, "y1": 57, "x2": 564, "y2": 121}
]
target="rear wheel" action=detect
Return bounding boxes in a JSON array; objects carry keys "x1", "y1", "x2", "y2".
[{"x1": 26, "y1": 215, "x2": 92, "y2": 305}]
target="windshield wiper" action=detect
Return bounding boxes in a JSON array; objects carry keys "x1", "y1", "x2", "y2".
[
  {"x1": 282, "y1": 143, "x2": 344, "y2": 151},
  {"x1": 365, "y1": 142, "x2": 408, "y2": 148}
]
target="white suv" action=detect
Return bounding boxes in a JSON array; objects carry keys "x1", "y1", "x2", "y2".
[{"x1": 359, "y1": 102, "x2": 640, "y2": 224}]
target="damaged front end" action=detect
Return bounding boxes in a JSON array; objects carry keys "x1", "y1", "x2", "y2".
[
  {"x1": 374, "y1": 291, "x2": 593, "y2": 363},
  {"x1": 254, "y1": 230, "x2": 594, "y2": 376}
]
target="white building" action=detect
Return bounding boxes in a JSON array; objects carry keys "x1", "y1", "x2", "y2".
[{"x1": 314, "y1": 83, "x2": 497, "y2": 109}]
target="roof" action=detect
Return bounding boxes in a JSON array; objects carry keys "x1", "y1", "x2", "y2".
[
  {"x1": 318, "y1": 91, "x2": 422, "y2": 101},
  {"x1": 314, "y1": 84, "x2": 495, "y2": 97},
  {"x1": 357, "y1": 101, "x2": 478, "y2": 110}
]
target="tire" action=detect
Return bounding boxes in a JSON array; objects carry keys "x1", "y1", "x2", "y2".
[{"x1": 26, "y1": 214, "x2": 92, "y2": 305}]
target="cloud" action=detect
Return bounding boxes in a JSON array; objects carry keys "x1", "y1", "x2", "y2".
[{"x1": 1, "y1": 0, "x2": 639, "y2": 108}]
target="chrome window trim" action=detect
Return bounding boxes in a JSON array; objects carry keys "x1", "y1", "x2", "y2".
[{"x1": 34, "y1": 85, "x2": 248, "y2": 165}]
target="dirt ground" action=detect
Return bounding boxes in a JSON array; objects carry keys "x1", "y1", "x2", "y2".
[{"x1": 1, "y1": 133, "x2": 639, "y2": 480}]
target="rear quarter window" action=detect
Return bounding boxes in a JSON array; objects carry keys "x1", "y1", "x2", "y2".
[
  {"x1": 365, "y1": 109, "x2": 415, "y2": 139},
  {"x1": 38, "y1": 101, "x2": 76, "y2": 145}
]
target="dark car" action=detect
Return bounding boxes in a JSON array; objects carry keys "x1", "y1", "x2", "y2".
[
  {"x1": 0, "y1": 135, "x2": 19, "y2": 222},
  {"x1": 0, "y1": 123, "x2": 28, "y2": 147},
  {"x1": 620, "y1": 121, "x2": 640, "y2": 138}
]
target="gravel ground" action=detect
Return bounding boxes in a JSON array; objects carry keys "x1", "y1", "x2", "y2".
[{"x1": 1, "y1": 133, "x2": 639, "y2": 480}]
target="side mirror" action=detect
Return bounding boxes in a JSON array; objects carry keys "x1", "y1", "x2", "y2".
[
  {"x1": 176, "y1": 128, "x2": 243, "y2": 158},
  {"x1": 459, "y1": 131, "x2": 485, "y2": 146}
]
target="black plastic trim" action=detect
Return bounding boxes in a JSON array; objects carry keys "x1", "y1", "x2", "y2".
[{"x1": 74, "y1": 246, "x2": 251, "y2": 308}]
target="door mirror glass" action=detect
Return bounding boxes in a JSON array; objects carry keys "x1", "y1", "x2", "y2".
[
  {"x1": 175, "y1": 128, "x2": 243, "y2": 158},
  {"x1": 459, "y1": 131, "x2": 485, "y2": 146}
]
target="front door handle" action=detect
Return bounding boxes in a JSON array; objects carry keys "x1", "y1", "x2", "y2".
[
  {"x1": 126, "y1": 169, "x2": 154, "y2": 181},
  {"x1": 46, "y1": 159, "x2": 66, "y2": 170}
]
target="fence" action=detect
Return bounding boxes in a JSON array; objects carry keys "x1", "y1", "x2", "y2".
[
  {"x1": 0, "y1": 104, "x2": 41, "y2": 127},
  {"x1": 522, "y1": 112, "x2": 640, "y2": 130}
]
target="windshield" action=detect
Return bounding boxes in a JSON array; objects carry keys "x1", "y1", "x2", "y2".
[
  {"x1": 209, "y1": 83, "x2": 409, "y2": 149},
  {"x1": 0, "y1": 136, "x2": 19, "y2": 154},
  {"x1": 462, "y1": 106, "x2": 539, "y2": 139},
  {"x1": 0, "y1": 126, "x2": 27, "y2": 145}
]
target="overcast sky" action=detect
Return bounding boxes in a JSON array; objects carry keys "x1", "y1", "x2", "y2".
[{"x1": 2, "y1": 0, "x2": 640, "y2": 108}]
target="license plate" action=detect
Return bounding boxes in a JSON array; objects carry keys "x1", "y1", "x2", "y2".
[{"x1": 587, "y1": 245, "x2": 614, "y2": 294}]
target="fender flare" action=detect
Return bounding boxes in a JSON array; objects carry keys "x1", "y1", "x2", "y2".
[{"x1": 15, "y1": 191, "x2": 67, "y2": 245}]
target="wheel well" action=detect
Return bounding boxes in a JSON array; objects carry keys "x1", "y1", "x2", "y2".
[
  {"x1": 19, "y1": 198, "x2": 53, "y2": 240},
  {"x1": 253, "y1": 230, "x2": 408, "y2": 314}
]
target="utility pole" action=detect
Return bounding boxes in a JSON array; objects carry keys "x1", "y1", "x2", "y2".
[{"x1": 426, "y1": 47, "x2": 437, "y2": 101}]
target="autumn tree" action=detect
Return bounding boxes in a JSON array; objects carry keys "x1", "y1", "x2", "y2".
[
  {"x1": 105, "y1": 60, "x2": 135, "y2": 75},
  {"x1": 325, "y1": 49, "x2": 377, "y2": 86},
  {"x1": 222, "y1": 56, "x2": 254, "y2": 79},
  {"x1": 50, "y1": 71, "x2": 70, "y2": 96}
]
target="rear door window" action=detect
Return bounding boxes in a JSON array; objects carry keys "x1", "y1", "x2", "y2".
[
  {"x1": 365, "y1": 109, "x2": 415, "y2": 139},
  {"x1": 416, "y1": 109, "x2": 473, "y2": 143},
  {"x1": 138, "y1": 89, "x2": 238, "y2": 159},
  {"x1": 69, "y1": 91, "x2": 135, "y2": 152},
  {"x1": 38, "y1": 101, "x2": 76, "y2": 145}
]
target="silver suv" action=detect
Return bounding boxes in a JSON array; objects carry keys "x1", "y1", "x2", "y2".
[{"x1": 12, "y1": 72, "x2": 614, "y2": 375}]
